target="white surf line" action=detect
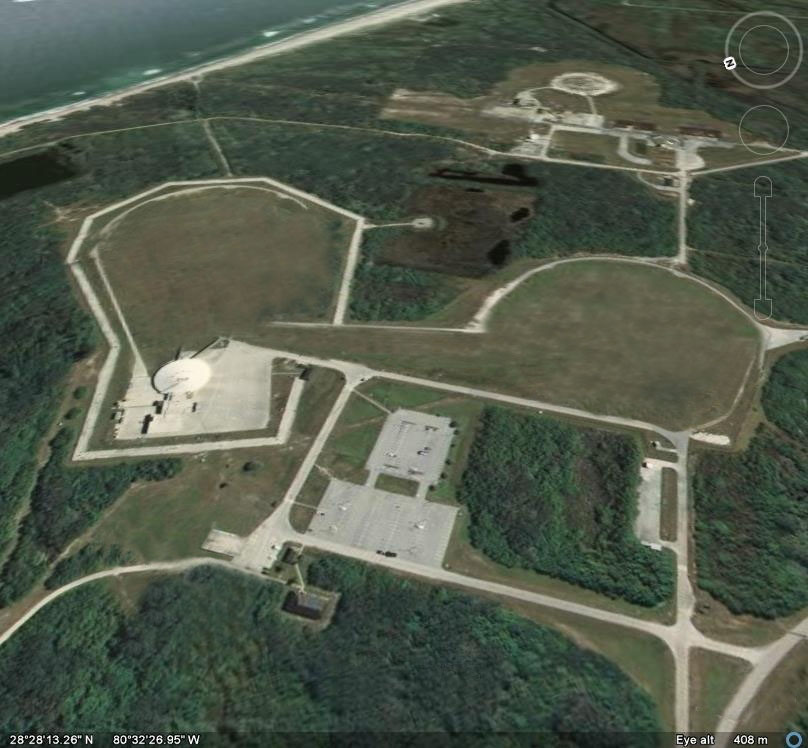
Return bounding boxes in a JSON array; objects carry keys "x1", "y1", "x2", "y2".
[
  {"x1": 0, "y1": 0, "x2": 470, "y2": 139},
  {"x1": 333, "y1": 218, "x2": 367, "y2": 325}
]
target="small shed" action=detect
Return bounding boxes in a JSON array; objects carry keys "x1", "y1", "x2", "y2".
[{"x1": 282, "y1": 590, "x2": 329, "y2": 621}]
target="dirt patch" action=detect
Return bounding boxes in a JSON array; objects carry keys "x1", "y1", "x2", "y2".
[{"x1": 377, "y1": 184, "x2": 536, "y2": 277}]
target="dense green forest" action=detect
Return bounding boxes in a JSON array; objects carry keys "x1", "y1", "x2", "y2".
[
  {"x1": 693, "y1": 428, "x2": 807, "y2": 617},
  {"x1": 762, "y1": 349, "x2": 808, "y2": 442},
  {"x1": 693, "y1": 348, "x2": 808, "y2": 618},
  {"x1": 689, "y1": 162, "x2": 808, "y2": 324},
  {"x1": 350, "y1": 228, "x2": 463, "y2": 321},
  {"x1": 457, "y1": 407, "x2": 673, "y2": 607},
  {"x1": 0, "y1": 193, "x2": 94, "y2": 567},
  {"x1": 210, "y1": 120, "x2": 461, "y2": 218},
  {"x1": 793, "y1": 709, "x2": 808, "y2": 737},
  {"x1": 0, "y1": 123, "x2": 217, "y2": 604},
  {"x1": 44, "y1": 542, "x2": 133, "y2": 590},
  {"x1": 0, "y1": 558, "x2": 662, "y2": 741},
  {"x1": 0, "y1": 428, "x2": 180, "y2": 605},
  {"x1": 512, "y1": 164, "x2": 677, "y2": 258}
]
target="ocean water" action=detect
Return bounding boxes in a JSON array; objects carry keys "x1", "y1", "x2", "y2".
[{"x1": 0, "y1": 0, "x2": 402, "y2": 121}]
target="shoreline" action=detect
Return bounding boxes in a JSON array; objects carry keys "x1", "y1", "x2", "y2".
[{"x1": 0, "y1": 0, "x2": 467, "y2": 142}]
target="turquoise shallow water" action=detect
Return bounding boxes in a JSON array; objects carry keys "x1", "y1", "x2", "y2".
[{"x1": 0, "y1": 0, "x2": 401, "y2": 121}]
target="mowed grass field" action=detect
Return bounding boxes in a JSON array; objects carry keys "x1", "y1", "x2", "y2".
[
  {"x1": 259, "y1": 261, "x2": 760, "y2": 429},
  {"x1": 87, "y1": 368, "x2": 345, "y2": 561},
  {"x1": 689, "y1": 649, "x2": 751, "y2": 732},
  {"x1": 98, "y1": 185, "x2": 353, "y2": 366}
]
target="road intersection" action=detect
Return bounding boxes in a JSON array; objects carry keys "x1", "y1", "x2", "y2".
[{"x1": 3, "y1": 129, "x2": 807, "y2": 735}]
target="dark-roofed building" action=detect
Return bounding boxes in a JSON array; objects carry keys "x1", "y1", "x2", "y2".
[
  {"x1": 282, "y1": 590, "x2": 330, "y2": 621},
  {"x1": 679, "y1": 125, "x2": 722, "y2": 138},
  {"x1": 613, "y1": 119, "x2": 657, "y2": 131}
]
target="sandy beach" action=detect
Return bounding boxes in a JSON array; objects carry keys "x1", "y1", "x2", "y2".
[{"x1": 0, "y1": 0, "x2": 467, "y2": 141}]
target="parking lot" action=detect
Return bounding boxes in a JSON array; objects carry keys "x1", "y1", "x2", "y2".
[
  {"x1": 366, "y1": 409, "x2": 454, "y2": 493},
  {"x1": 307, "y1": 478, "x2": 458, "y2": 568}
]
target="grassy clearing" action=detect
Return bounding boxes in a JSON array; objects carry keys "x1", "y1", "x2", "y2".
[
  {"x1": 692, "y1": 587, "x2": 807, "y2": 647},
  {"x1": 660, "y1": 467, "x2": 678, "y2": 542},
  {"x1": 421, "y1": 399, "x2": 484, "y2": 506},
  {"x1": 316, "y1": 399, "x2": 383, "y2": 485},
  {"x1": 256, "y1": 261, "x2": 759, "y2": 429},
  {"x1": 696, "y1": 146, "x2": 800, "y2": 170},
  {"x1": 88, "y1": 368, "x2": 344, "y2": 561},
  {"x1": 374, "y1": 474, "x2": 419, "y2": 497},
  {"x1": 338, "y1": 392, "x2": 385, "y2": 425},
  {"x1": 290, "y1": 470, "x2": 330, "y2": 533},
  {"x1": 291, "y1": 367, "x2": 345, "y2": 438},
  {"x1": 88, "y1": 448, "x2": 290, "y2": 561},
  {"x1": 690, "y1": 648, "x2": 752, "y2": 732},
  {"x1": 97, "y1": 185, "x2": 353, "y2": 364},
  {"x1": 549, "y1": 130, "x2": 677, "y2": 171},
  {"x1": 738, "y1": 641, "x2": 808, "y2": 732},
  {"x1": 358, "y1": 379, "x2": 448, "y2": 411}
]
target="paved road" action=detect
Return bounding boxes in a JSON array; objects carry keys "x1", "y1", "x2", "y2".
[
  {"x1": 333, "y1": 218, "x2": 366, "y2": 325},
  {"x1": 222, "y1": 369, "x2": 772, "y2": 734},
  {"x1": 54, "y1": 172, "x2": 808, "y2": 733},
  {"x1": 234, "y1": 372, "x2": 362, "y2": 570},
  {"x1": 0, "y1": 557, "x2": 261, "y2": 650},
  {"x1": 677, "y1": 170, "x2": 690, "y2": 264},
  {"x1": 716, "y1": 615, "x2": 808, "y2": 739}
]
